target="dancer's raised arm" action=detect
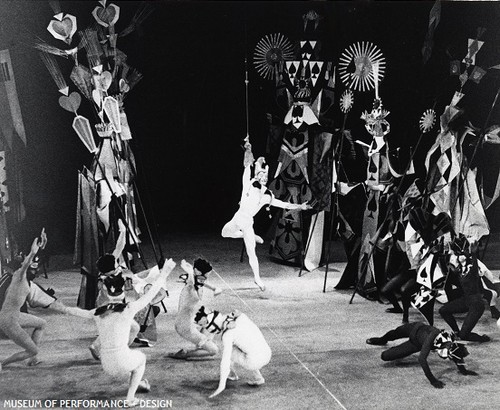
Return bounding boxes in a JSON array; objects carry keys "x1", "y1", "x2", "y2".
[
  {"x1": 13, "y1": 229, "x2": 47, "y2": 284},
  {"x1": 129, "y1": 258, "x2": 176, "y2": 313}
]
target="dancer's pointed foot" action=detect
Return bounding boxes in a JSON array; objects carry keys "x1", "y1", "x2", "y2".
[
  {"x1": 385, "y1": 306, "x2": 403, "y2": 314},
  {"x1": 125, "y1": 398, "x2": 140, "y2": 407},
  {"x1": 27, "y1": 357, "x2": 42, "y2": 367},
  {"x1": 89, "y1": 345, "x2": 100, "y2": 361},
  {"x1": 254, "y1": 280, "x2": 266, "y2": 291},
  {"x1": 228, "y1": 370, "x2": 239, "y2": 381},
  {"x1": 366, "y1": 337, "x2": 386, "y2": 345},
  {"x1": 255, "y1": 235, "x2": 264, "y2": 244},
  {"x1": 213, "y1": 287, "x2": 223, "y2": 296}
]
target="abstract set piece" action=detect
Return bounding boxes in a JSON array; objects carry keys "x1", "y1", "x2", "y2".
[
  {"x1": 35, "y1": 0, "x2": 153, "y2": 310},
  {"x1": 256, "y1": 10, "x2": 335, "y2": 267},
  {"x1": 0, "y1": 49, "x2": 27, "y2": 267}
]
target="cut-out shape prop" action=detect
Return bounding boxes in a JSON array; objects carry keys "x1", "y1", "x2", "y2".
[
  {"x1": 47, "y1": 12, "x2": 77, "y2": 45},
  {"x1": 253, "y1": 33, "x2": 294, "y2": 80},
  {"x1": 419, "y1": 109, "x2": 436, "y2": 133},
  {"x1": 339, "y1": 42, "x2": 386, "y2": 92}
]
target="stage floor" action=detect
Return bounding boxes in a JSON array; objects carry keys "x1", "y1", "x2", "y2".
[{"x1": 1, "y1": 233, "x2": 499, "y2": 410}]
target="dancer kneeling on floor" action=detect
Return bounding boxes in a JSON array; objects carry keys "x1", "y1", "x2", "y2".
[
  {"x1": 366, "y1": 321, "x2": 477, "y2": 388},
  {"x1": 168, "y1": 258, "x2": 221, "y2": 360},
  {"x1": 222, "y1": 138, "x2": 310, "y2": 291},
  {"x1": 0, "y1": 229, "x2": 48, "y2": 370},
  {"x1": 64, "y1": 259, "x2": 176, "y2": 407},
  {"x1": 194, "y1": 306, "x2": 272, "y2": 398}
]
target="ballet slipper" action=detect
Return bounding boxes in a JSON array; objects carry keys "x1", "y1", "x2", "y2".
[
  {"x1": 125, "y1": 398, "x2": 140, "y2": 407},
  {"x1": 27, "y1": 357, "x2": 42, "y2": 367},
  {"x1": 228, "y1": 370, "x2": 239, "y2": 381},
  {"x1": 137, "y1": 379, "x2": 151, "y2": 393},
  {"x1": 255, "y1": 235, "x2": 264, "y2": 244},
  {"x1": 167, "y1": 349, "x2": 189, "y2": 360},
  {"x1": 89, "y1": 345, "x2": 100, "y2": 361},
  {"x1": 254, "y1": 280, "x2": 266, "y2": 292},
  {"x1": 385, "y1": 307, "x2": 403, "y2": 314},
  {"x1": 247, "y1": 377, "x2": 265, "y2": 386},
  {"x1": 366, "y1": 337, "x2": 386, "y2": 346}
]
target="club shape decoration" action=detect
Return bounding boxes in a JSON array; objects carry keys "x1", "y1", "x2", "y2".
[
  {"x1": 253, "y1": 33, "x2": 294, "y2": 80},
  {"x1": 339, "y1": 42, "x2": 386, "y2": 92},
  {"x1": 419, "y1": 109, "x2": 436, "y2": 133}
]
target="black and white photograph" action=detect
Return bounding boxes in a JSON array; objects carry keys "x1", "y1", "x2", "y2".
[{"x1": 0, "y1": 1, "x2": 500, "y2": 409}]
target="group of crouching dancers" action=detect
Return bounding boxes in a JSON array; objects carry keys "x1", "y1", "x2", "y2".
[
  {"x1": 1, "y1": 151, "x2": 500, "y2": 405},
  {"x1": 0, "y1": 228, "x2": 271, "y2": 405}
]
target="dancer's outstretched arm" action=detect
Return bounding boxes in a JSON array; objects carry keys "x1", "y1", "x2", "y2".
[
  {"x1": 180, "y1": 259, "x2": 194, "y2": 276},
  {"x1": 209, "y1": 332, "x2": 233, "y2": 398},
  {"x1": 270, "y1": 198, "x2": 311, "y2": 211},
  {"x1": 62, "y1": 305, "x2": 96, "y2": 319},
  {"x1": 129, "y1": 259, "x2": 176, "y2": 313}
]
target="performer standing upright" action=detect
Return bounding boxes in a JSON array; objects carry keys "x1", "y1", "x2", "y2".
[{"x1": 222, "y1": 139, "x2": 311, "y2": 291}]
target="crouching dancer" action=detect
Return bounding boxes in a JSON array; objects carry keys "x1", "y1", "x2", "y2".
[
  {"x1": 64, "y1": 259, "x2": 176, "y2": 407},
  {"x1": 366, "y1": 321, "x2": 477, "y2": 388},
  {"x1": 0, "y1": 229, "x2": 47, "y2": 370},
  {"x1": 168, "y1": 258, "x2": 221, "y2": 360},
  {"x1": 194, "y1": 306, "x2": 272, "y2": 398}
]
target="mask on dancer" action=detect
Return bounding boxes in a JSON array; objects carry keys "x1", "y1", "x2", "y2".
[
  {"x1": 193, "y1": 258, "x2": 212, "y2": 290},
  {"x1": 103, "y1": 273, "x2": 126, "y2": 302},
  {"x1": 195, "y1": 306, "x2": 238, "y2": 334},
  {"x1": 254, "y1": 157, "x2": 269, "y2": 186}
]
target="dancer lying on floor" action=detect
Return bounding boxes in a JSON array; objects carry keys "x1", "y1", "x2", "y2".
[
  {"x1": 194, "y1": 306, "x2": 272, "y2": 398},
  {"x1": 168, "y1": 258, "x2": 221, "y2": 360},
  {"x1": 222, "y1": 138, "x2": 311, "y2": 291},
  {"x1": 0, "y1": 229, "x2": 48, "y2": 370},
  {"x1": 366, "y1": 321, "x2": 477, "y2": 388},
  {"x1": 64, "y1": 259, "x2": 176, "y2": 407}
]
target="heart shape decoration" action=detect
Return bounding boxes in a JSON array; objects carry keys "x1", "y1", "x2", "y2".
[
  {"x1": 92, "y1": 3, "x2": 120, "y2": 27},
  {"x1": 47, "y1": 14, "x2": 77, "y2": 45},
  {"x1": 94, "y1": 71, "x2": 113, "y2": 92},
  {"x1": 59, "y1": 91, "x2": 81, "y2": 113},
  {"x1": 119, "y1": 79, "x2": 130, "y2": 94}
]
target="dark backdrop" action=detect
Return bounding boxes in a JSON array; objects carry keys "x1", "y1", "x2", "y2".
[{"x1": 0, "y1": 0, "x2": 499, "y2": 254}]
